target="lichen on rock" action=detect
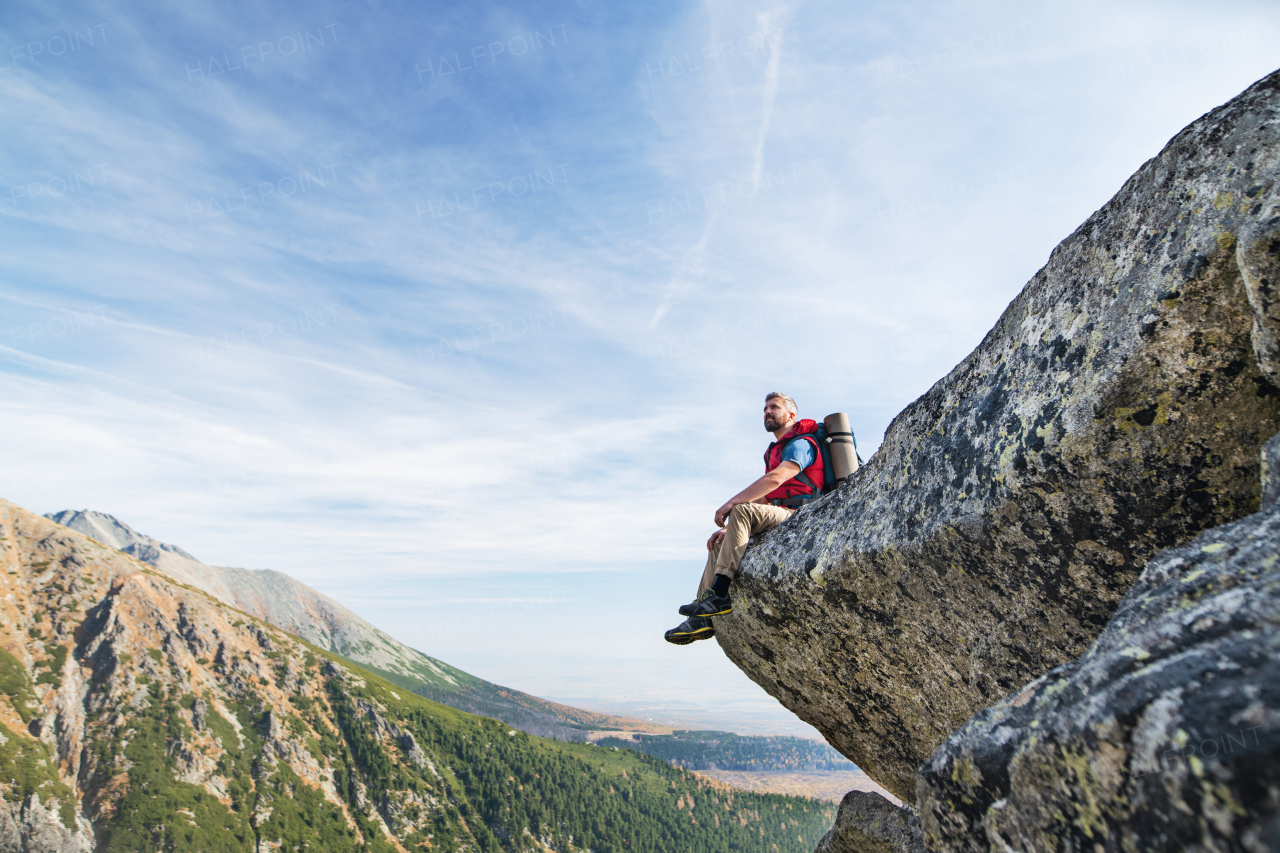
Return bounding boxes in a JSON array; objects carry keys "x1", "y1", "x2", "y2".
[
  {"x1": 716, "y1": 68, "x2": 1280, "y2": 802},
  {"x1": 815, "y1": 790, "x2": 925, "y2": 853},
  {"x1": 916, "y1": 430, "x2": 1280, "y2": 851}
]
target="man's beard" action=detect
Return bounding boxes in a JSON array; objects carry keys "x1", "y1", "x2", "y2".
[{"x1": 764, "y1": 415, "x2": 786, "y2": 432}]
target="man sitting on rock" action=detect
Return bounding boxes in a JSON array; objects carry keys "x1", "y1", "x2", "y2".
[{"x1": 665, "y1": 392, "x2": 825, "y2": 645}]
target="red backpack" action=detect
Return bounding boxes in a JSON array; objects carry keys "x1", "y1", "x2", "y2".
[{"x1": 763, "y1": 419, "x2": 835, "y2": 508}]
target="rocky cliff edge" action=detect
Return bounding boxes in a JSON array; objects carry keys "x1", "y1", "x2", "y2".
[{"x1": 716, "y1": 67, "x2": 1280, "y2": 803}]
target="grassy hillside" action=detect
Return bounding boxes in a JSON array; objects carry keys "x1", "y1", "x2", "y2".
[
  {"x1": 74, "y1": 648, "x2": 837, "y2": 852},
  {"x1": 1, "y1": 499, "x2": 836, "y2": 852},
  {"x1": 314, "y1": 656, "x2": 835, "y2": 852},
  {"x1": 360, "y1": 660, "x2": 659, "y2": 740}
]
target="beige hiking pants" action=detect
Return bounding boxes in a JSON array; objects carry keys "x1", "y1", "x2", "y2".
[{"x1": 697, "y1": 503, "x2": 794, "y2": 595}]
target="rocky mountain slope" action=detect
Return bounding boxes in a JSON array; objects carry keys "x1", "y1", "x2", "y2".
[
  {"x1": 45, "y1": 509, "x2": 654, "y2": 741},
  {"x1": 716, "y1": 67, "x2": 1280, "y2": 804},
  {"x1": 1, "y1": 499, "x2": 836, "y2": 852}
]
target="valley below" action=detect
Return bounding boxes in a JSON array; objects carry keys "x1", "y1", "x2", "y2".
[{"x1": 693, "y1": 770, "x2": 892, "y2": 805}]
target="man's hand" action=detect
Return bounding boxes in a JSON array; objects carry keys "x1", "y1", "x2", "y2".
[
  {"x1": 706, "y1": 529, "x2": 726, "y2": 551},
  {"x1": 714, "y1": 502, "x2": 735, "y2": 528}
]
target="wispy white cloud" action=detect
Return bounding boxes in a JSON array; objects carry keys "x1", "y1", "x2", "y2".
[
  {"x1": 747, "y1": 4, "x2": 794, "y2": 186},
  {"x1": 2, "y1": 0, "x2": 1278, "y2": 727}
]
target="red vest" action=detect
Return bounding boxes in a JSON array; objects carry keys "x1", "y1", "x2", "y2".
[{"x1": 763, "y1": 419, "x2": 825, "y2": 506}]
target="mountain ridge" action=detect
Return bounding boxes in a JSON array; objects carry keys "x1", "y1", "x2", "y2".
[
  {"x1": 43, "y1": 508, "x2": 662, "y2": 741},
  {"x1": 1, "y1": 497, "x2": 837, "y2": 852}
]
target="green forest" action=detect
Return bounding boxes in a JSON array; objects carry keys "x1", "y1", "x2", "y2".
[
  {"x1": 64, "y1": 650, "x2": 837, "y2": 852},
  {"x1": 595, "y1": 730, "x2": 857, "y2": 772}
]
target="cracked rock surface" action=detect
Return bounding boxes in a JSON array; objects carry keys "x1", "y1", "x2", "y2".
[
  {"x1": 716, "y1": 68, "x2": 1280, "y2": 801},
  {"x1": 916, "y1": 431, "x2": 1280, "y2": 852}
]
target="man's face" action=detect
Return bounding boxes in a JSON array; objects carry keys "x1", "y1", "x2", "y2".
[{"x1": 763, "y1": 399, "x2": 793, "y2": 433}]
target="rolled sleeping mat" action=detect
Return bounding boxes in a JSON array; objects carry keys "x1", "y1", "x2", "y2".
[{"x1": 824, "y1": 412, "x2": 859, "y2": 481}]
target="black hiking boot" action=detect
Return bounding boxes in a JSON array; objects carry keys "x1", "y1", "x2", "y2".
[
  {"x1": 664, "y1": 616, "x2": 715, "y2": 645},
  {"x1": 678, "y1": 589, "x2": 732, "y2": 618}
]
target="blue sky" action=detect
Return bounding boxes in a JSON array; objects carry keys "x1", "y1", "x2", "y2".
[{"x1": 2, "y1": 0, "x2": 1278, "y2": 735}]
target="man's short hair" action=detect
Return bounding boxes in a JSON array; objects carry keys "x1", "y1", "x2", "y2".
[{"x1": 765, "y1": 392, "x2": 797, "y2": 416}]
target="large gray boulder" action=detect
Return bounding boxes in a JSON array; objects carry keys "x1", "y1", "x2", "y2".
[
  {"x1": 916, "y1": 431, "x2": 1280, "y2": 851},
  {"x1": 815, "y1": 791, "x2": 925, "y2": 853},
  {"x1": 716, "y1": 68, "x2": 1280, "y2": 801}
]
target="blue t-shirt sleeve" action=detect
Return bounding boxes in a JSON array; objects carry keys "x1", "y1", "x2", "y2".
[{"x1": 780, "y1": 438, "x2": 816, "y2": 471}]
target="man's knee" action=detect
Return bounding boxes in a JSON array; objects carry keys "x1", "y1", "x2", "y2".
[
  {"x1": 728, "y1": 503, "x2": 768, "y2": 529},
  {"x1": 728, "y1": 502, "x2": 784, "y2": 535},
  {"x1": 730, "y1": 502, "x2": 778, "y2": 520},
  {"x1": 743, "y1": 502, "x2": 794, "y2": 533}
]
